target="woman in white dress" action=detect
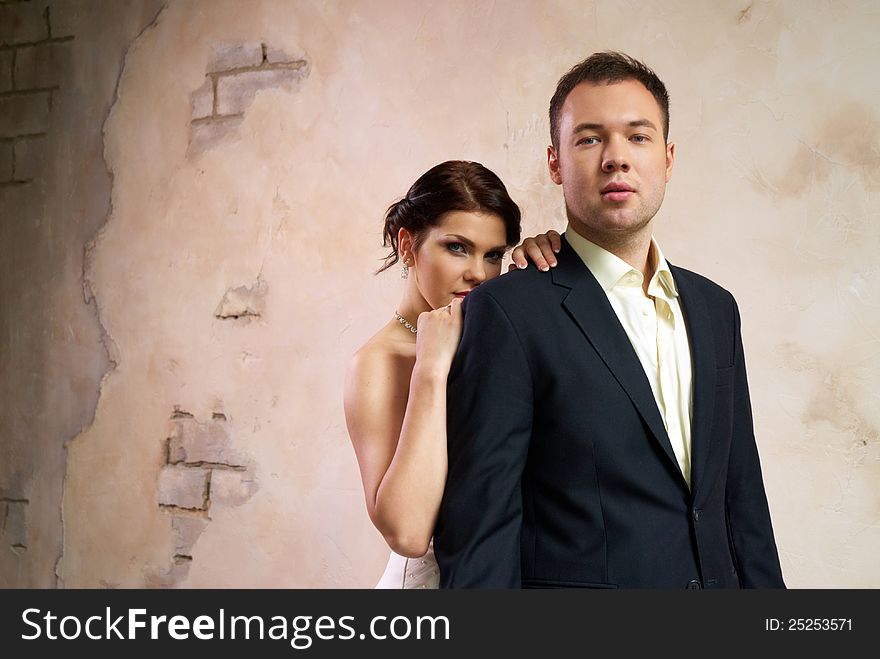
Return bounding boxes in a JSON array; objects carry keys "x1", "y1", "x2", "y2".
[{"x1": 344, "y1": 161, "x2": 560, "y2": 588}]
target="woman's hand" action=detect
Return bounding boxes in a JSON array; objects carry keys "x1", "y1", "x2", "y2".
[
  {"x1": 415, "y1": 298, "x2": 463, "y2": 374},
  {"x1": 508, "y1": 229, "x2": 562, "y2": 272}
]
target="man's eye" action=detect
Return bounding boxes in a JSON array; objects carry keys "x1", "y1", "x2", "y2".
[
  {"x1": 576, "y1": 136, "x2": 600, "y2": 146},
  {"x1": 631, "y1": 134, "x2": 649, "y2": 143}
]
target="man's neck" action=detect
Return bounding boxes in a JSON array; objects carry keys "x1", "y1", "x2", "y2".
[{"x1": 568, "y1": 223, "x2": 655, "y2": 289}]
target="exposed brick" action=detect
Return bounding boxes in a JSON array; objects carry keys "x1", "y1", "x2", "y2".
[
  {"x1": 167, "y1": 554, "x2": 193, "y2": 583},
  {"x1": 191, "y1": 76, "x2": 213, "y2": 119},
  {"x1": 14, "y1": 40, "x2": 73, "y2": 89},
  {"x1": 3, "y1": 501, "x2": 27, "y2": 547},
  {"x1": 0, "y1": 2, "x2": 49, "y2": 46},
  {"x1": 208, "y1": 42, "x2": 263, "y2": 73},
  {"x1": 13, "y1": 134, "x2": 45, "y2": 180},
  {"x1": 171, "y1": 515, "x2": 208, "y2": 555},
  {"x1": 209, "y1": 469, "x2": 257, "y2": 507},
  {"x1": 215, "y1": 65, "x2": 307, "y2": 115},
  {"x1": 188, "y1": 114, "x2": 243, "y2": 158},
  {"x1": 0, "y1": 142, "x2": 12, "y2": 181},
  {"x1": 0, "y1": 91, "x2": 50, "y2": 137},
  {"x1": 168, "y1": 416, "x2": 244, "y2": 467},
  {"x1": 214, "y1": 279, "x2": 267, "y2": 319},
  {"x1": 0, "y1": 50, "x2": 12, "y2": 92},
  {"x1": 157, "y1": 465, "x2": 209, "y2": 510},
  {"x1": 265, "y1": 45, "x2": 300, "y2": 64},
  {"x1": 43, "y1": 1, "x2": 76, "y2": 39}
]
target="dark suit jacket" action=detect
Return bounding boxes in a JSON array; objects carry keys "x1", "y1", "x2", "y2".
[{"x1": 434, "y1": 237, "x2": 785, "y2": 588}]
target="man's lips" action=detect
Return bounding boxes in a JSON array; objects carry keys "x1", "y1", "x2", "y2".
[{"x1": 601, "y1": 182, "x2": 635, "y2": 202}]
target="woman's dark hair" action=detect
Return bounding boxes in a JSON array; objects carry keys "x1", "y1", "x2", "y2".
[{"x1": 376, "y1": 160, "x2": 522, "y2": 274}]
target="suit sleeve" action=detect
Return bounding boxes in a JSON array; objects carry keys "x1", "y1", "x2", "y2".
[
  {"x1": 434, "y1": 290, "x2": 533, "y2": 588},
  {"x1": 725, "y1": 295, "x2": 786, "y2": 588}
]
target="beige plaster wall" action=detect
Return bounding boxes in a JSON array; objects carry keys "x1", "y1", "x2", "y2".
[{"x1": 2, "y1": 0, "x2": 878, "y2": 587}]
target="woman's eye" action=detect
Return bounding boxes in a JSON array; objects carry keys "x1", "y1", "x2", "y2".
[
  {"x1": 446, "y1": 242, "x2": 466, "y2": 254},
  {"x1": 485, "y1": 252, "x2": 503, "y2": 263}
]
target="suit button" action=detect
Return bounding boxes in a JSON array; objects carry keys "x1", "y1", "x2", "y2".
[
  {"x1": 692, "y1": 508, "x2": 701, "y2": 522},
  {"x1": 686, "y1": 580, "x2": 702, "y2": 589}
]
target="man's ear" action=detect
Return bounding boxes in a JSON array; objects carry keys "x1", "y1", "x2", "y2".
[
  {"x1": 547, "y1": 145, "x2": 563, "y2": 185},
  {"x1": 665, "y1": 141, "x2": 675, "y2": 182},
  {"x1": 398, "y1": 227, "x2": 415, "y2": 265}
]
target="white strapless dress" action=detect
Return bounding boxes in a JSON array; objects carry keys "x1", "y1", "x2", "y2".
[{"x1": 374, "y1": 540, "x2": 439, "y2": 589}]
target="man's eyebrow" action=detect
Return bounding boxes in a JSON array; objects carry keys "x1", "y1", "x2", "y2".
[
  {"x1": 572, "y1": 122, "x2": 604, "y2": 133},
  {"x1": 572, "y1": 119, "x2": 658, "y2": 133},
  {"x1": 628, "y1": 118, "x2": 658, "y2": 131}
]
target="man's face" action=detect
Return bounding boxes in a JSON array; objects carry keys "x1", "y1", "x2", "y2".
[{"x1": 548, "y1": 80, "x2": 674, "y2": 242}]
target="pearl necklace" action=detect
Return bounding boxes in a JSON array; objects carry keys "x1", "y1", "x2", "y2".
[{"x1": 394, "y1": 311, "x2": 417, "y2": 334}]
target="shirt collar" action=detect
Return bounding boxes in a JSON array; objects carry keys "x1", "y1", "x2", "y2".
[{"x1": 564, "y1": 225, "x2": 679, "y2": 299}]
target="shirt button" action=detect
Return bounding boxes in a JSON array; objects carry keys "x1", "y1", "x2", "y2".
[
  {"x1": 692, "y1": 509, "x2": 701, "y2": 522},
  {"x1": 686, "y1": 579, "x2": 702, "y2": 589}
]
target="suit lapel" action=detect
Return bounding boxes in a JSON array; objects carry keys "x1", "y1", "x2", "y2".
[
  {"x1": 670, "y1": 265, "x2": 716, "y2": 497},
  {"x1": 552, "y1": 239, "x2": 684, "y2": 485}
]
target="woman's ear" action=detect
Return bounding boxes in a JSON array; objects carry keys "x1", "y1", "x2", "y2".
[{"x1": 398, "y1": 227, "x2": 415, "y2": 266}]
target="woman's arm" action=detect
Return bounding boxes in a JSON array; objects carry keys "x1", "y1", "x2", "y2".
[{"x1": 344, "y1": 302, "x2": 462, "y2": 558}]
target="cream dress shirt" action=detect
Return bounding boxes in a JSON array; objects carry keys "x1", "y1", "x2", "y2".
[{"x1": 565, "y1": 227, "x2": 694, "y2": 486}]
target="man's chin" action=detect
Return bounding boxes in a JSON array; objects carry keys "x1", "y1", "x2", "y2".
[{"x1": 575, "y1": 213, "x2": 650, "y2": 236}]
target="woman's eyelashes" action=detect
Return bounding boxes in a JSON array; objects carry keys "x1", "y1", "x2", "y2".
[{"x1": 445, "y1": 242, "x2": 503, "y2": 263}]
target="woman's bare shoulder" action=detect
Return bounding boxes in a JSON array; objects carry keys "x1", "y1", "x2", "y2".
[
  {"x1": 345, "y1": 325, "x2": 415, "y2": 454},
  {"x1": 346, "y1": 326, "x2": 414, "y2": 408},
  {"x1": 349, "y1": 325, "x2": 414, "y2": 374}
]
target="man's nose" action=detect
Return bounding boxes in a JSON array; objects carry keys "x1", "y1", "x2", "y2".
[{"x1": 601, "y1": 137, "x2": 630, "y2": 172}]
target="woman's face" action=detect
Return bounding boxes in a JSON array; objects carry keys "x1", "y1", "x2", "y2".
[{"x1": 411, "y1": 210, "x2": 509, "y2": 309}]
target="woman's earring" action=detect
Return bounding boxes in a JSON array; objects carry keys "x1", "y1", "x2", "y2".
[{"x1": 401, "y1": 257, "x2": 411, "y2": 279}]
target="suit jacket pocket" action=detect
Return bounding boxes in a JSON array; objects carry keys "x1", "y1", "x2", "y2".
[
  {"x1": 522, "y1": 578, "x2": 618, "y2": 589},
  {"x1": 715, "y1": 365, "x2": 735, "y2": 387}
]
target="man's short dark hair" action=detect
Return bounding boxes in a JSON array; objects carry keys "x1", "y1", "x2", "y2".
[{"x1": 549, "y1": 51, "x2": 670, "y2": 149}]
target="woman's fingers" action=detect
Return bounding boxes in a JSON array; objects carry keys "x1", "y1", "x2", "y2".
[
  {"x1": 449, "y1": 297, "x2": 462, "y2": 319},
  {"x1": 509, "y1": 230, "x2": 562, "y2": 272},
  {"x1": 529, "y1": 235, "x2": 556, "y2": 270},
  {"x1": 510, "y1": 243, "x2": 528, "y2": 270}
]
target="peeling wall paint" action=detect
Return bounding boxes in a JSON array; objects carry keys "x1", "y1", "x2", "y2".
[{"x1": 1, "y1": 0, "x2": 878, "y2": 587}]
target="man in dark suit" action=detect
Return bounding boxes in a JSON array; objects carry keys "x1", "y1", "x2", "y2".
[{"x1": 434, "y1": 52, "x2": 785, "y2": 588}]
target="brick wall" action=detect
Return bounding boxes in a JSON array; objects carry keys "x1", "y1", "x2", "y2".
[
  {"x1": 0, "y1": 0, "x2": 73, "y2": 187},
  {"x1": 188, "y1": 42, "x2": 308, "y2": 158},
  {"x1": 155, "y1": 407, "x2": 257, "y2": 584}
]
